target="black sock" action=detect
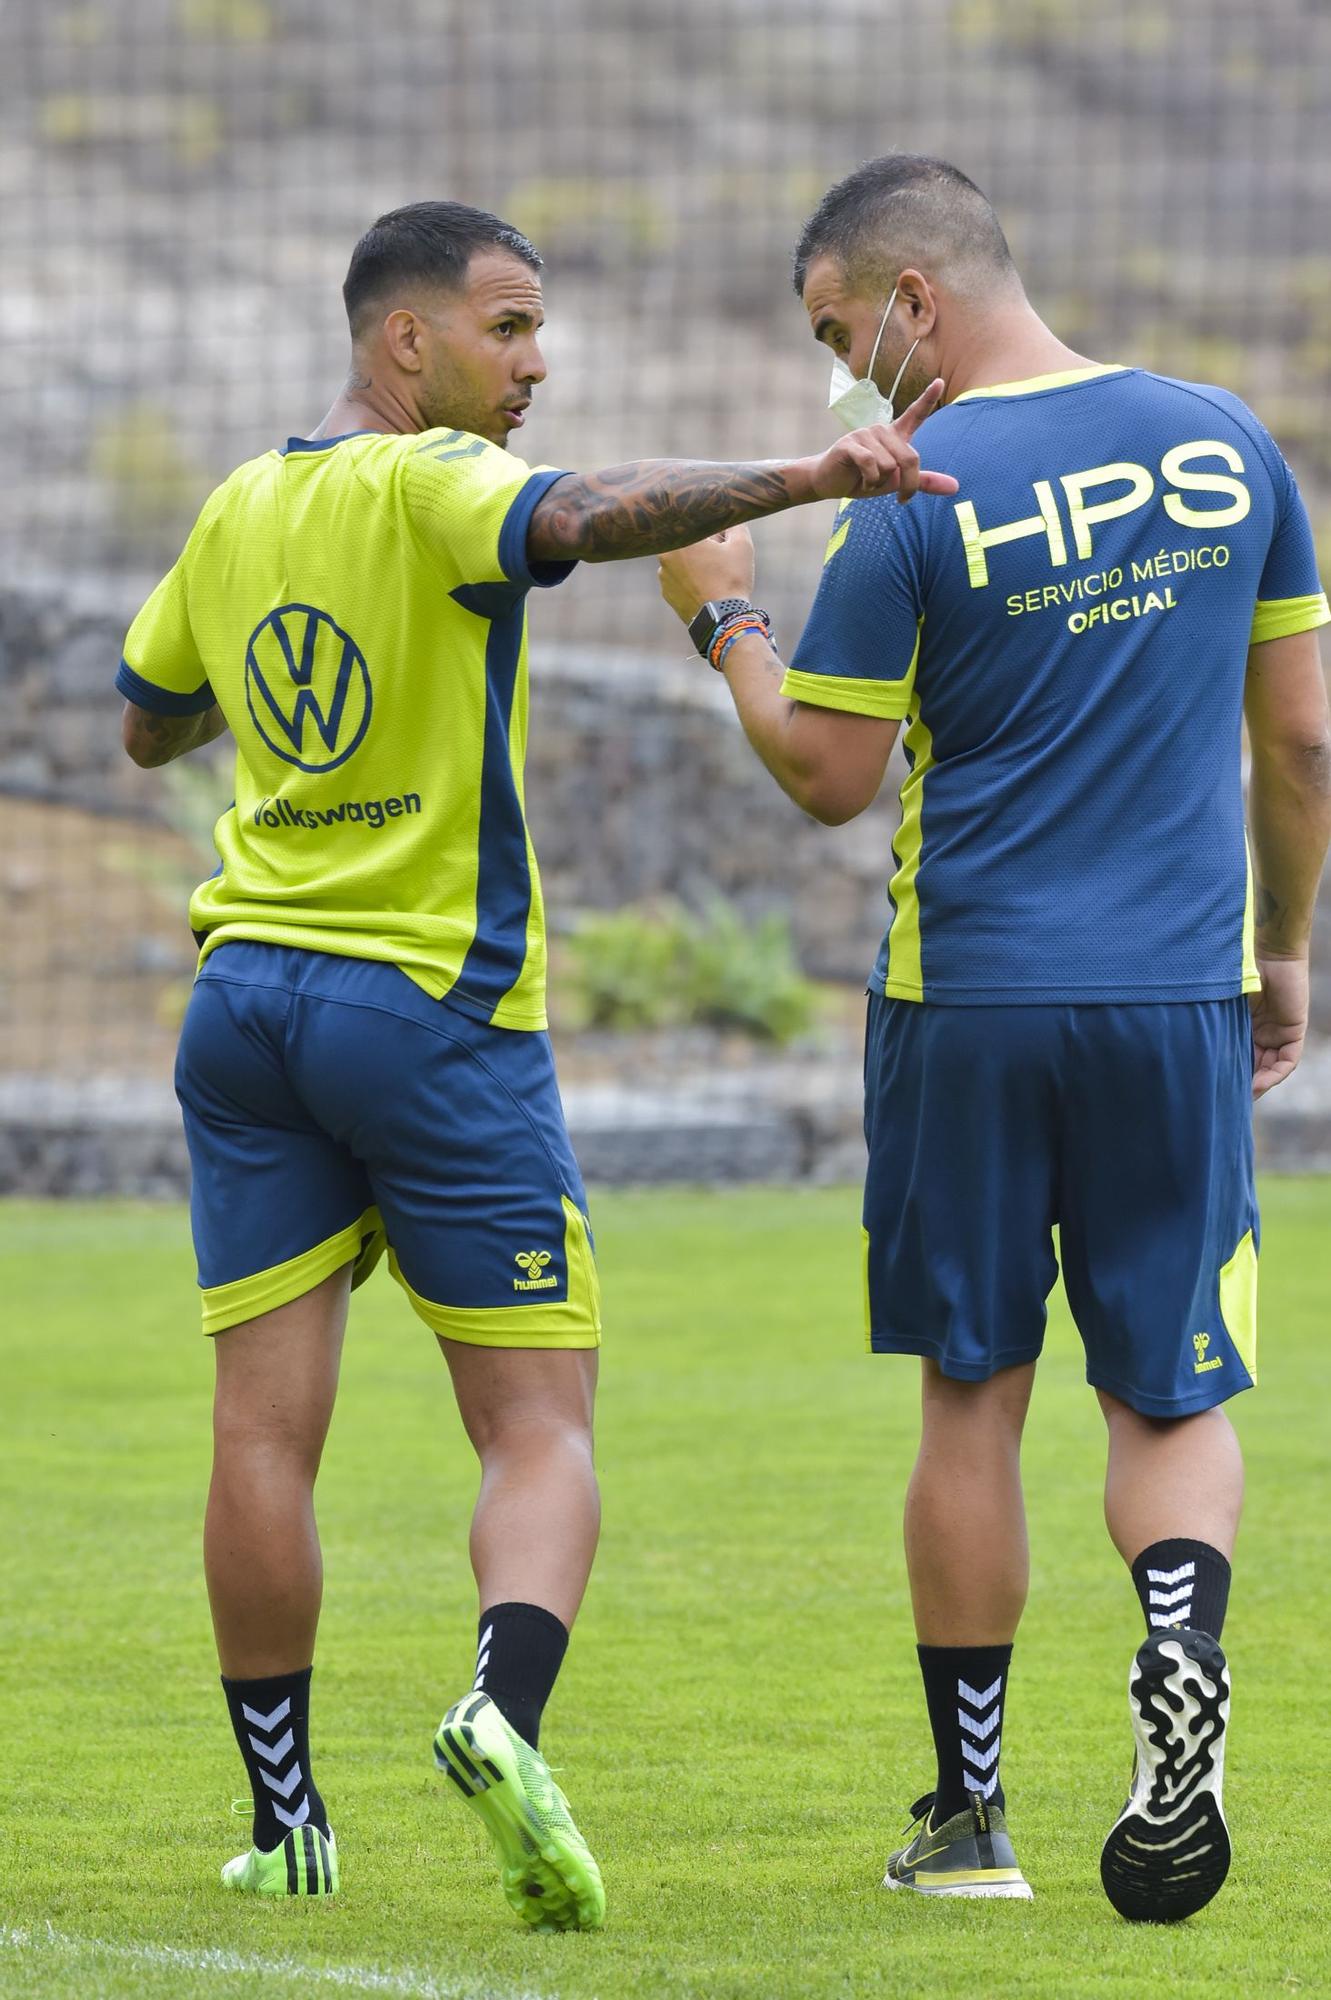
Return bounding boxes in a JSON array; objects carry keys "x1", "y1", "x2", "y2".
[
  {"x1": 917, "y1": 1643, "x2": 1012, "y2": 1823},
  {"x1": 1131, "y1": 1538, "x2": 1231, "y2": 1640},
  {"x1": 221, "y1": 1666, "x2": 328, "y2": 1850},
  {"x1": 474, "y1": 1602, "x2": 569, "y2": 1750}
]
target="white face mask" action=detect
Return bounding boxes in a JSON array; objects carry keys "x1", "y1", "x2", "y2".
[{"x1": 827, "y1": 288, "x2": 921, "y2": 432}]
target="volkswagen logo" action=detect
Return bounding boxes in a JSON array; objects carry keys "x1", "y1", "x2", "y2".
[{"x1": 244, "y1": 602, "x2": 371, "y2": 773}]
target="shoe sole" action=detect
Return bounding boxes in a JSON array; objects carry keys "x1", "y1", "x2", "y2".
[
  {"x1": 882, "y1": 1873, "x2": 1033, "y2": 1900},
  {"x1": 1101, "y1": 1628, "x2": 1231, "y2": 1923},
  {"x1": 434, "y1": 1695, "x2": 605, "y2": 1931}
]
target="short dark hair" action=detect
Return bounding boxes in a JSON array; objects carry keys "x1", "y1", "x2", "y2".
[
  {"x1": 793, "y1": 154, "x2": 1014, "y2": 298},
  {"x1": 343, "y1": 200, "x2": 542, "y2": 337}
]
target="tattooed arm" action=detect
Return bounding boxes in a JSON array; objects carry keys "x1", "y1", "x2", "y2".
[
  {"x1": 1243, "y1": 625, "x2": 1331, "y2": 1096},
  {"x1": 527, "y1": 382, "x2": 956, "y2": 563},
  {"x1": 122, "y1": 700, "x2": 227, "y2": 768}
]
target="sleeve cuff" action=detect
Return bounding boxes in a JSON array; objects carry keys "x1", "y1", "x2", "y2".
[
  {"x1": 779, "y1": 667, "x2": 915, "y2": 720},
  {"x1": 497, "y1": 469, "x2": 578, "y2": 590},
  {"x1": 1249, "y1": 592, "x2": 1331, "y2": 645},
  {"x1": 115, "y1": 659, "x2": 216, "y2": 715}
]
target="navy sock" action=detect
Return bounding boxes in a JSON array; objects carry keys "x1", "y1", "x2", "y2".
[
  {"x1": 1131, "y1": 1538, "x2": 1231, "y2": 1640},
  {"x1": 221, "y1": 1666, "x2": 328, "y2": 1850},
  {"x1": 474, "y1": 1602, "x2": 569, "y2": 1750},
  {"x1": 917, "y1": 1642, "x2": 1012, "y2": 1823}
]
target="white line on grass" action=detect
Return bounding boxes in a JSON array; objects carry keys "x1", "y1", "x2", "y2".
[{"x1": 0, "y1": 1924, "x2": 560, "y2": 2000}]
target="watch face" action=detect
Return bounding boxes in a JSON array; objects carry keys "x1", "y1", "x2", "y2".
[{"x1": 690, "y1": 598, "x2": 751, "y2": 656}]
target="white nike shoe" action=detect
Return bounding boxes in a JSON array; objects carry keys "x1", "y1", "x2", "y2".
[{"x1": 1100, "y1": 1627, "x2": 1231, "y2": 1922}]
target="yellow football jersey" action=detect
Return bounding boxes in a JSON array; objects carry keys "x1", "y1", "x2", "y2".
[{"x1": 118, "y1": 429, "x2": 576, "y2": 1030}]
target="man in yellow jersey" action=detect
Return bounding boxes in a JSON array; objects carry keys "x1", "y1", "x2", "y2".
[
  {"x1": 659, "y1": 155, "x2": 1331, "y2": 1919},
  {"x1": 117, "y1": 199, "x2": 957, "y2": 1923}
]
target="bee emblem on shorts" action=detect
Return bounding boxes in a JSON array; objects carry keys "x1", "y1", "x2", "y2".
[
  {"x1": 513, "y1": 1249, "x2": 558, "y2": 1293},
  {"x1": 1192, "y1": 1331, "x2": 1223, "y2": 1374}
]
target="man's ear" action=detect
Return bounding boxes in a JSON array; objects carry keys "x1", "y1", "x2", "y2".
[
  {"x1": 381, "y1": 308, "x2": 425, "y2": 373},
  {"x1": 896, "y1": 269, "x2": 938, "y2": 339}
]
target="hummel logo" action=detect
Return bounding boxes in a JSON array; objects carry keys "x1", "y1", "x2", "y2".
[
  {"x1": 242, "y1": 1694, "x2": 310, "y2": 1831},
  {"x1": 513, "y1": 1250, "x2": 558, "y2": 1294},
  {"x1": 1192, "y1": 1331, "x2": 1223, "y2": 1375},
  {"x1": 241, "y1": 1699, "x2": 290, "y2": 1732},
  {"x1": 957, "y1": 1676, "x2": 1003, "y2": 1802}
]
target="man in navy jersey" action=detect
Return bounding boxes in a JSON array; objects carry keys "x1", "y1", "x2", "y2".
[{"x1": 659, "y1": 154, "x2": 1330, "y2": 1918}]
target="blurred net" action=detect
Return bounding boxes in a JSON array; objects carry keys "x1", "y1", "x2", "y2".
[{"x1": 3, "y1": 0, "x2": 1329, "y2": 1097}]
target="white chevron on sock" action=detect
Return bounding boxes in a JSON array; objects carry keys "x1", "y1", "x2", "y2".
[
  {"x1": 957, "y1": 1677, "x2": 1002, "y2": 1710},
  {"x1": 272, "y1": 1798, "x2": 312, "y2": 1830},
  {"x1": 958, "y1": 1707, "x2": 1000, "y2": 1742},
  {"x1": 260, "y1": 1763, "x2": 305, "y2": 1800},
  {"x1": 962, "y1": 1738, "x2": 1001, "y2": 1772},
  {"x1": 474, "y1": 1625, "x2": 493, "y2": 1690},
  {"x1": 1145, "y1": 1562, "x2": 1195, "y2": 1588},
  {"x1": 1149, "y1": 1584, "x2": 1193, "y2": 1609},
  {"x1": 241, "y1": 1698, "x2": 292, "y2": 1732},
  {"x1": 248, "y1": 1728, "x2": 295, "y2": 1767}
]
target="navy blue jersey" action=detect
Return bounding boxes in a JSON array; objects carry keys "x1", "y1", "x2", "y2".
[{"x1": 784, "y1": 366, "x2": 1329, "y2": 1004}]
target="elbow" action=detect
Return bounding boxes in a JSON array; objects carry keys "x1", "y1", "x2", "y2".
[
  {"x1": 805, "y1": 795, "x2": 863, "y2": 827},
  {"x1": 788, "y1": 775, "x2": 870, "y2": 826},
  {"x1": 121, "y1": 710, "x2": 166, "y2": 768},
  {"x1": 1297, "y1": 732, "x2": 1331, "y2": 797},
  {"x1": 1252, "y1": 729, "x2": 1331, "y2": 798},
  {"x1": 527, "y1": 492, "x2": 600, "y2": 565}
]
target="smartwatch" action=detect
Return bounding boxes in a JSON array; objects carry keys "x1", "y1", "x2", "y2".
[{"x1": 687, "y1": 598, "x2": 756, "y2": 660}]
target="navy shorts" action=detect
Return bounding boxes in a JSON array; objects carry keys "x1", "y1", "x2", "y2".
[
  {"x1": 862, "y1": 994, "x2": 1258, "y2": 1416},
  {"x1": 175, "y1": 942, "x2": 600, "y2": 1345}
]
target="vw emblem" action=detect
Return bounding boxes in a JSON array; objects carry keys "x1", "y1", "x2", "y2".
[{"x1": 244, "y1": 602, "x2": 371, "y2": 773}]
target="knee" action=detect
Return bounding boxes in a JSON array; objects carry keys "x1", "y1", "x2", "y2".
[
  {"x1": 1098, "y1": 1390, "x2": 1232, "y2": 1443},
  {"x1": 468, "y1": 1404, "x2": 594, "y2": 1467},
  {"x1": 1099, "y1": 1396, "x2": 1242, "y2": 1480},
  {"x1": 213, "y1": 1402, "x2": 327, "y2": 1479},
  {"x1": 920, "y1": 1360, "x2": 1034, "y2": 1446},
  {"x1": 1098, "y1": 1389, "x2": 1161, "y2": 1436}
]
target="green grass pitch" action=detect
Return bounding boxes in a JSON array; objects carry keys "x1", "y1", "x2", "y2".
[{"x1": 2, "y1": 1184, "x2": 1329, "y2": 2000}]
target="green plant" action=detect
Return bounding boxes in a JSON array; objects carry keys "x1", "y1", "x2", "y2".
[{"x1": 563, "y1": 896, "x2": 819, "y2": 1042}]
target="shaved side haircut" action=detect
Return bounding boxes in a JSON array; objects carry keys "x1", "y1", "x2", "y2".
[
  {"x1": 343, "y1": 200, "x2": 542, "y2": 339},
  {"x1": 793, "y1": 154, "x2": 1018, "y2": 301}
]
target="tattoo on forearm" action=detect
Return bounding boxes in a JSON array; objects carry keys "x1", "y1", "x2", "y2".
[
  {"x1": 1254, "y1": 882, "x2": 1282, "y2": 932},
  {"x1": 530, "y1": 460, "x2": 794, "y2": 562},
  {"x1": 1253, "y1": 877, "x2": 1302, "y2": 952},
  {"x1": 124, "y1": 703, "x2": 225, "y2": 768}
]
